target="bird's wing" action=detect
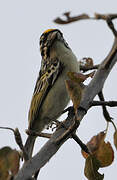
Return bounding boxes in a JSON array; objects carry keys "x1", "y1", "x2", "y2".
[{"x1": 28, "y1": 57, "x2": 63, "y2": 128}]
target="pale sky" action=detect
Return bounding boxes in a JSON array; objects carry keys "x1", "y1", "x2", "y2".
[{"x1": 0, "y1": 0, "x2": 117, "y2": 179}]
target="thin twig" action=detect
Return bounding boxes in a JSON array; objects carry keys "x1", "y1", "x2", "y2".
[
  {"x1": 26, "y1": 129, "x2": 52, "y2": 138},
  {"x1": 54, "y1": 12, "x2": 117, "y2": 37},
  {"x1": 39, "y1": 132, "x2": 52, "y2": 139},
  {"x1": 54, "y1": 12, "x2": 89, "y2": 24},
  {"x1": 98, "y1": 91, "x2": 113, "y2": 122},
  {"x1": 95, "y1": 13, "x2": 117, "y2": 36},
  {"x1": 95, "y1": 13, "x2": 117, "y2": 20},
  {"x1": 0, "y1": 126, "x2": 14, "y2": 132},
  {"x1": 80, "y1": 64, "x2": 99, "y2": 72},
  {"x1": 91, "y1": 100, "x2": 117, "y2": 107},
  {"x1": 72, "y1": 133, "x2": 90, "y2": 154},
  {"x1": 97, "y1": 91, "x2": 117, "y2": 134}
]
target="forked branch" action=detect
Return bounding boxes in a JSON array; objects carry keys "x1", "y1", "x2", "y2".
[{"x1": 14, "y1": 14, "x2": 117, "y2": 180}]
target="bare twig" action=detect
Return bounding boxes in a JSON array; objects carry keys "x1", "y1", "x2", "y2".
[
  {"x1": 54, "y1": 12, "x2": 117, "y2": 37},
  {"x1": 95, "y1": 13, "x2": 117, "y2": 20},
  {"x1": 80, "y1": 64, "x2": 99, "y2": 72},
  {"x1": 54, "y1": 12, "x2": 89, "y2": 24},
  {"x1": 39, "y1": 132, "x2": 52, "y2": 139},
  {"x1": 72, "y1": 133, "x2": 90, "y2": 154},
  {"x1": 95, "y1": 13, "x2": 117, "y2": 36},
  {"x1": 97, "y1": 91, "x2": 117, "y2": 131},
  {"x1": 26, "y1": 129, "x2": 52, "y2": 139},
  {"x1": 0, "y1": 126, "x2": 15, "y2": 132},
  {"x1": 98, "y1": 91, "x2": 113, "y2": 122},
  {"x1": 91, "y1": 100, "x2": 117, "y2": 107}
]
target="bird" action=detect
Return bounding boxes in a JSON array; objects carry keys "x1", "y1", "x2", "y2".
[{"x1": 24, "y1": 29, "x2": 80, "y2": 159}]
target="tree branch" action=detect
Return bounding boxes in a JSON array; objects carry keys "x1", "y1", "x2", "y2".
[
  {"x1": 91, "y1": 100, "x2": 117, "y2": 107},
  {"x1": 14, "y1": 14, "x2": 117, "y2": 180},
  {"x1": 54, "y1": 12, "x2": 90, "y2": 24},
  {"x1": 98, "y1": 91, "x2": 113, "y2": 123},
  {"x1": 80, "y1": 64, "x2": 99, "y2": 72}
]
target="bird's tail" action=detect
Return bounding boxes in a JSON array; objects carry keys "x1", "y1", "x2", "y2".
[{"x1": 24, "y1": 135, "x2": 36, "y2": 160}]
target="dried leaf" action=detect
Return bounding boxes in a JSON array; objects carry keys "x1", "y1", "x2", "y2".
[
  {"x1": 84, "y1": 155, "x2": 104, "y2": 180},
  {"x1": 8, "y1": 149, "x2": 20, "y2": 175},
  {"x1": 66, "y1": 72, "x2": 86, "y2": 111},
  {"x1": 67, "y1": 71, "x2": 95, "y2": 84},
  {"x1": 66, "y1": 71, "x2": 95, "y2": 119},
  {"x1": 82, "y1": 131, "x2": 105, "y2": 159},
  {"x1": 67, "y1": 72, "x2": 88, "y2": 83},
  {"x1": 0, "y1": 146, "x2": 20, "y2": 180},
  {"x1": 80, "y1": 57, "x2": 94, "y2": 68},
  {"x1": 114, "y1": 130, "x2": 117, "y2": 150},
  {"x1": 82, "y1": 131, "x2": 114, "y2": 167},
  {"x1": 97, "y1": 141, "x2": 114, "y2": 167},
  {"x1": 65, "y1": 80, "x2": 83, "y2": 111}
]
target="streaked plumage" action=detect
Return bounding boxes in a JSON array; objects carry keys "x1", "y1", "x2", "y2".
[{"x1": 24, "y1": 29, "x2": 79, "y2": 159}]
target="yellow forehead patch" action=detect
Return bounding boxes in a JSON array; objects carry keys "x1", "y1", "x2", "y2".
[{"x1": 43, "y1": 29, "x2": 56, "y2": 34}]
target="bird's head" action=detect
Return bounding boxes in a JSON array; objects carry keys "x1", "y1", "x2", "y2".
[
  {"x1": 39, "y1": 29, "x2": 69, "y2": 59},
  {"x1": 40, "y1": 29, "x2": 63, "y2": 44}
]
